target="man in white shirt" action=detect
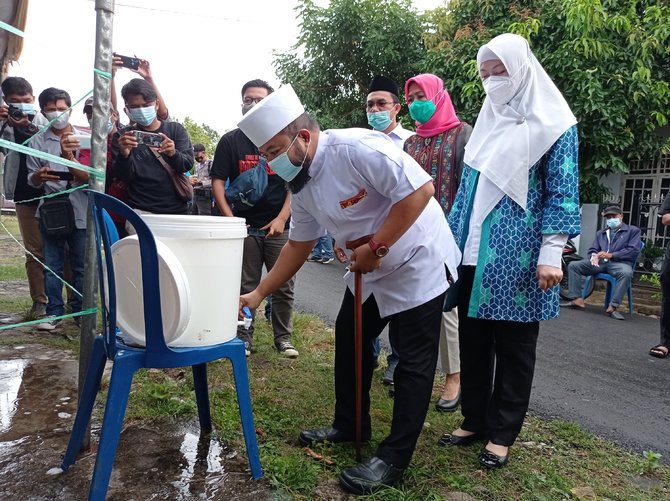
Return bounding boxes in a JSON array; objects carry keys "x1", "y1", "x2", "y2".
[
  {"x1": 237, "y1": 85, "x2": 460, "y2": 495},
  {"x1": 365, "y1": 75, "x2": 414, "y2": 149}
]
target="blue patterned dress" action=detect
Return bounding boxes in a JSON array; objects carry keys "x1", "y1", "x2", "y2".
[{"x1": 448, "y1": 125, "x2": 581, "y2": 322}]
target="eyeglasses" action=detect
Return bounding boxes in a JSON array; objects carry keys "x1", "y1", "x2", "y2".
[
  {"x1": 366, "y1": 99, "x2": 398, "y2": 111},
  {"x1": 242, "y1": 97, "x2": 265, "y2": 105}
]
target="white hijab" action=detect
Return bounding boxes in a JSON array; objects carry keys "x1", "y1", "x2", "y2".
[{"x1": 464, "y1": 33, "x2": 576, "y2": 217}]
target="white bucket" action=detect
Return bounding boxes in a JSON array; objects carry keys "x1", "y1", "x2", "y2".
[{"x1": 112, "y1": 214, "x2": 247, "y2": 347}]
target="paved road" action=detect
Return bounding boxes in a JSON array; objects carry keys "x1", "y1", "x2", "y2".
[{"x1": 293, "y1": 260, "x2": 670, "y2": 461}]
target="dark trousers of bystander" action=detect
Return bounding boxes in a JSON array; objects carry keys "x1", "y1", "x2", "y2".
[
  {"x1": 458, "y1": 265, "x2": 539, "y2": 447},
  {"x1": 237, "y1": 232, "x2": 295, "y2": 348},
  {"x1": 333, "y1": 288, "x2": 445, "y2": 468},
  {"x1": 660, "y1": 257, "x2": 670, "y2": 348}
]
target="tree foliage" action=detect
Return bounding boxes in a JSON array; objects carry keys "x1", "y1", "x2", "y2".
[
  {"x1": 274, "y1": 0, "x2": 670, "y2": 203},
  {"x1": 422, "y1": 0, "x2": 670, "y2": 202},
  {"x1": 274, "y1": 0, "x2": 427, "y2": 129},
  {"x1": 181, "y1": 116, "x2": 220, "y2": 158}
]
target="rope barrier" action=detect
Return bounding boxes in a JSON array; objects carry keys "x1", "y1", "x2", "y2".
[
  {"x1": 0, "y1": 20, "x2": 24, "y2": 38},
  {"x1": 0, "y1": 308, "x2": 98, "y2": 331}
]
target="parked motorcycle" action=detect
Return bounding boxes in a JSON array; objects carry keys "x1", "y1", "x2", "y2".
[{"x1": 559, "y1": 239, "x2": 595, "y2": 300}]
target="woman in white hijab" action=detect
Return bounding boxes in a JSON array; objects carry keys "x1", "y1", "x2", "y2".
[{"x1": 439, "y1": 33, "x2": 580, "y2": 469}]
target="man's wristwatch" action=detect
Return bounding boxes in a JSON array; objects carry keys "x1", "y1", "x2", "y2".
[{"x1": 368, "y1": 238, "x2": 390, "y2": 258}]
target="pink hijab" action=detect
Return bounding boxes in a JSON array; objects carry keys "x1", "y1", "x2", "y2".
[{"x1": 404, "y1": 74, "x2": 461, "y2": 137}]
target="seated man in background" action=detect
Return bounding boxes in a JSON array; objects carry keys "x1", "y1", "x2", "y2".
[{"x1": 566, "y1": 205, "x2": 641, "y2": 320}]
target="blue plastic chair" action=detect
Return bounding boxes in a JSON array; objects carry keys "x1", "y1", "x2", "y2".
[
  {"x1": 582, "y1": 241, "x2": 644, "y2": 318},
  {"x1": 61, "y1": 191, "x2": 262, "y2": 500}
]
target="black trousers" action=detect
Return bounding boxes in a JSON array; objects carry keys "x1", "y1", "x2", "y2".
[
  {"x1": 458, "y1": 266, "x2": 539, "y2": 446},
  {"x1": 660, "y1": 257, "x2": 670, "y2": 348},
  {"x1": 333, "y1": 288, "x2": 445, "y2": 468}
]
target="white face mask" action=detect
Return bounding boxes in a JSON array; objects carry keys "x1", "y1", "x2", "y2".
[
  {"x1": 44, "y1": 110, "x2": 70, "y2": 129},
  {"x1": 483, "y1": 76, "x2": 516, "y2": 105}
]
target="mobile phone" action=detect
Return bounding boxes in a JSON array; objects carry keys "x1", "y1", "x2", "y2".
[
  {"x1": 133, "y1": 130, "x2": 163, "y2": 148},
  {"x1": 113, "y1": 52, "x2": 140, "y2": 70},
  {"x1": 47, "y1": 170, "x2": 74, "y2": 181}
]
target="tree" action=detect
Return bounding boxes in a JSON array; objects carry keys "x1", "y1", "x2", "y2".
[
  {"x1": 274, "y1": 0, "x2": 427, "y2": 129},
  {"x1": 181, "y1": 116, "x2": 220, "y2": 158},
  {"x1": 422, "y1": 0, "x2": 670, "y2": 202}
]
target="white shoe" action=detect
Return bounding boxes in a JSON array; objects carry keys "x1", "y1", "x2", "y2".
[
  {"x1": 37, "y1": 316, "x2": 61, "y2": 331},
  {"x1": 277, "y1": 342, "x2": 299, "y2": 358}
]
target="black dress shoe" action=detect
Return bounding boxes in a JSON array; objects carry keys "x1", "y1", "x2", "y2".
[
  {"x1": 298, "y1": 427, "x2": 369, "y2": 447},
  {"x1": 435, "y1": 390, "x2": 461, "y2": 412},
  {"x1": 438, "y1": 432, "x2": 485, "y2": 446},
  {"x1": 479, "y1": 448, "x2": 509, "y2": 469},
  {"x1": 339, "y1": 456, "x2": 405, "y2": 495}
]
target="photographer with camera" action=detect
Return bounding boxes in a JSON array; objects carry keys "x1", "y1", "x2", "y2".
[
  {"x1": 26, "y1": 87, "x2": 91, "y2": 331},
  {"x1": 112, "y1": 78, "x2": 194, "y2": 219},
  {"x1": 0, "y1": 77, "x2": 49, "y2": 317}
]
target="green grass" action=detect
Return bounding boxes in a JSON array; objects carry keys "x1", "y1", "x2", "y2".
[{"x1": 0, "y1": 289, "x2": 668, "y2": 499}]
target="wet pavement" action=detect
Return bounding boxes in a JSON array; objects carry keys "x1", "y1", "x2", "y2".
[{"x1": 0, "y1": 344, "x2": 273, "y2": 500}]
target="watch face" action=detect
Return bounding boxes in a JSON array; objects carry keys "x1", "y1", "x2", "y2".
[{"x1": 375, "y1": 246, "x2": 389, "y2": 258}]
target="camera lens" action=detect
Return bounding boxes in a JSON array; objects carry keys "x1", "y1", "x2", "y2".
[{"x1": 8, "y1": 107, "x2": 24, "y2": 120}]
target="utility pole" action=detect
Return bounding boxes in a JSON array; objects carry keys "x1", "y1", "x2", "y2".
[{"x1": 78, "y1": 0, "x2": 114, "y2": 451}]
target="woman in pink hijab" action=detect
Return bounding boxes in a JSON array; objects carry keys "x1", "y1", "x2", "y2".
[{"x1": 404, "y1": 74, "x2": 472, "y2": 414}]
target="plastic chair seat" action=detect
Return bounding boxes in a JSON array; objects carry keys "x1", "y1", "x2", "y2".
[
  {"x1": 60, "y1": 192, "x2": 262, "y2": 501},
  {"x1": 582, "y1": 273, "x2": 634, "y2": 317}
]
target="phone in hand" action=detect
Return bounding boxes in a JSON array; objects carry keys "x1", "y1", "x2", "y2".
[
  {"x1": 113, "y1": 52, "x2": 140, "y2": 70},
  {"x1": 133, "y1": 130, "x2": 163, "y2": 148},
  {"x1": 47, "y1": 170, "x2": 74, "y2": 181}
]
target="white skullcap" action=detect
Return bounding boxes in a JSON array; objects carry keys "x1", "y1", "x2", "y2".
[{"x1": 237, "y1": 84, "x2": 305, "y2": 147}]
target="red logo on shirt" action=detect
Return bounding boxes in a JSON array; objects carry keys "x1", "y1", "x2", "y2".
[{"x1": 340, "y1": 189, "x2": 367, "y2": 209}]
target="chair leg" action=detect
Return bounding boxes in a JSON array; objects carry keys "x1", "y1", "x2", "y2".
[
  {"x1": 230, "y1": 349, "x2": 263, "y2": 480},
  {"x1": 628, "y1": 286, "x2": 634, "y2": 317},
  {"x1": 88, "y1": 357, "x2": 138, "y2": 501},
  {"x1": 192, "y1": 363, "x2": 212, "y2": 433},
  {"x1": 582, "y1": 276, "x2": 592, "y2": 300},
  {"x1": 62, "y1": 336, "x2": 107, "y2": 470}
]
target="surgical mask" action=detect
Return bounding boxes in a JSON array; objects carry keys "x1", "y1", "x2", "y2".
[
  {"x1": 606, "y1": 217, "x2": 621, "y2": 230},
  {"x1": 88, "y1": 117, "x2": 115, "y2": 134},
  {"x1": 409, "y1": 100, "x2": 436, "y2": 124},
  {"x1": 483, "y1": 76, "x2": 515, "y2": 105},
  {"x1": 10, "y1": 102, "x2": 35, "y2": 114},
  {"x1": 268, "y1": 133, "x2": 309, "y2": 182},
  {"x1": 127, "y1": 105, "x2": 157, "y2": 126},
  {"x1": 241, "y1": 102, "x2": 255, "y2": 115},
  {"x1": 367, "y1": 110, "x2": 392, "y2": 131},
  {"x1": 44, "y1": 110, "x2": 70, "y2": 129}
]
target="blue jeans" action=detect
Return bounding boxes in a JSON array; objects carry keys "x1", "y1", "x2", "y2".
[
  {"x1": 311, "y1": 233, "x2": 334, "y2": 259},
  {"x1": 41, "y1": 227, "x2": 86, "y2": 316},
  {"x1": 568, "y1": 258, "x2": 634, "y2": 308},
  {"x1": 372, "y1": 334, "x2": 400, "y2": 371}
]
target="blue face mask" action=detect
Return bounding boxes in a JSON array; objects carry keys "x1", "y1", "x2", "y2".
[
  {"x1": 88, "y1": 118, "x2": 115, "y2": 135},
  {"x1": 127, "y1": 105, "x2": 156, "y2": 126},
  {"x1": 606, "y1": 217, "x2": 621, "y2": 229},
  {"x1": 268, "y1": 133, "x2": 309, "y2": 182},
  {"x1": 11, "y1": 102, "x2": 35, "y2": 114},
  {"x1": 367, "y1": 110, "x2": 392, "y2": 131}
]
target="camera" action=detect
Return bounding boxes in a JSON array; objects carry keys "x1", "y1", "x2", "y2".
[
  {"x1": 7, "y1": 104, "x2": 36, "y2": 122},
  {"x1": 133, "y1": 130, "x2": 163, "y2": 148}
]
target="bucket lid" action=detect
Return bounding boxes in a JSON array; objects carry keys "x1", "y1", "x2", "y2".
[
  {"x1": 139, "y1": 214, "x2": 248, "y2": 239},
  {"x1": 112, "y1": 236, "x2": 191, "y2": 346}
]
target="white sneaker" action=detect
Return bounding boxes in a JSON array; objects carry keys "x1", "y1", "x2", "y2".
[
  {"x1": 277, "y1": 342, "x2": 299, "y2": 358},
  {"x1": 244, "y1": 341, "x2": 251, "y2": 357},
  {"x1": 37, "y1": 316, "x2": 61, "y2": 331}
]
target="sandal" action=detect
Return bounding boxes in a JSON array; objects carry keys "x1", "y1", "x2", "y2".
[{"x1": 649, "y1": 345, "x2": 669, "y2": 359}]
